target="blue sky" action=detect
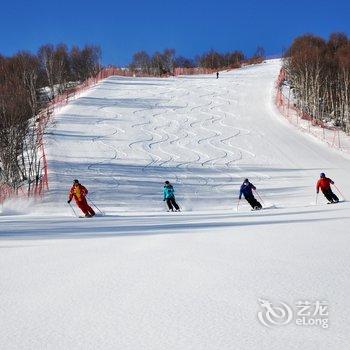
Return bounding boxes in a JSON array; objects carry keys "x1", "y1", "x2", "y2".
[{"x1": 1, "y1": 0, "x2": 349, "y2": 65}]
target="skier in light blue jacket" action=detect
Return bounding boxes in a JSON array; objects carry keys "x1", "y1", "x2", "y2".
[{"x1": 163, "y1": 181, "x2": 180, "y2": 212}]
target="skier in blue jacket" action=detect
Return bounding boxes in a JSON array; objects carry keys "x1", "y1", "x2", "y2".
[
  {"x1": 239, "y1": 179, "x2": 262, "y2": 210},
  {"x1": 163, "y1": 181, "x2": 180, "y2": 212}
]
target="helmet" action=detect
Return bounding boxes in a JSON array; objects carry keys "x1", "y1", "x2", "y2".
[
  {"x1": 73, "y1": 179, "x2": 79, "y2": 183},
  {"x1": 320, "y1": 173, "x2": 325, "y2": 178},
  {"x1": 164, "y1": 181, "x2": 170, "y2": 185},
  {"x1": 244, "y1": 178, "x2": 249, "y2": 183}
]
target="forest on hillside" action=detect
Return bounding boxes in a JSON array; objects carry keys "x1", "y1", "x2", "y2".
[
  {"x1": 0, "y1": 44, "x2": 101, "y2": 193},
  {"x1": 283, "y1": 32, "x2": 350, "y2": 133}
]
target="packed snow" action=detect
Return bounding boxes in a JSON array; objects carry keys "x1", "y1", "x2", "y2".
[{"x1": 1, "y1": 59, "x2": 350, "y2": 349}]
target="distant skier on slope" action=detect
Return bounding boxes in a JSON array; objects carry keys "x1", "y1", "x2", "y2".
[
  {"x1": 239, "y1": 178, "x2": 262, "y2": 210},
  {"x1": 316, "y1": 173, "x2": 339, "y2": 204},
  {"x1": 67, "y1": 179, "x2": 96, "y2": 217},
  {"x1": 216, "y1": 71, "x2": 219, "y2": 79},
  {"x1": 163, "y1": 181, "x2": 180, "y2": 212}
]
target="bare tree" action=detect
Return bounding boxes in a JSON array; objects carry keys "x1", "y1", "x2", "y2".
[
  {"x1": 70, "y1": 45, "x2": 101, "y2": 82},
  {"x1": 160, "y1": 48, "x2": 176, "y2": 74},
  {"x1": 38, "y1": 44, "x2": 56, "y2": 98},
  {"x1": 129, "y1": 48, "x2": 246, "y2": 73},
  {"x1": 1, "y1": 42, "x2": 103, "y2": 198},
  {"x1": 197, "y1": 49, "x2": 244, "y2": 69},
  {"x1": 255, "y1": 46, "x2": 265, "y2": 60},
  {"x1": 283, "y1": 33, "x2": 350, "y2": 133},
  {"x1": 198, "y1": 49, "x2": 224, "y2": 69},
  {"x1": 174, "y1": 56, "x2": 195, "y2": 68},
  {"x1": 0, "y1": 52, "x2": 49, "y2": 194},
  {"x1": 0, "y1": 55, "x2": 32, "y2": 190},
  {"x1": 129, "y1": 50, "x2": 151, "y2": 74},
  {"x1": 54, "y1": 44, "x2": 70, "y2": 93}
]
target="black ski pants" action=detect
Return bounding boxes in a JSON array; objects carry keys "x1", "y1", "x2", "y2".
[
  {"x1": 245, "y1": 194, "x2": 262, "y2": 209},
  {"x1": 166, "y1": 197, "x2": 180, "y2": 211},
  {"x1": 322, "y1": 188, "x2": 339, "y2": 203}
]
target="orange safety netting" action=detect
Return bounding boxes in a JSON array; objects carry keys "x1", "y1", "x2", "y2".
[
  {"x1": 0, "y1": 67, "x2": 125, "y2": 203},
  {"x1": 275, "y1": 68, "x2": 349, "y2": 152}
]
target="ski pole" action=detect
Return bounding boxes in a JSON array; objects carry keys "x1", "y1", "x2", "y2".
[
  {"x1": 86, "y1": 195, "x2": 104, "y2": 214},
  {"x1": 315, "y1": 192, "x2": 318, "y2": 205},
  {"x1": 68, "y1": 202, "x2": 78, "y2": 217},
  {"x1": 236, "y1": 199, "x2": 240, "y2": 212},
  {"x1": 254, "y1": 190, "x2": 265, "y2": 206},
  {"x1": 333, "y1": 184, "x2": 346, "y2": 200}
]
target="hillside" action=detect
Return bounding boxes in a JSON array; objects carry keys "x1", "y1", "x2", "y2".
[{"x1": 1, "y1": 59, "x2": 350, "y2": 350}]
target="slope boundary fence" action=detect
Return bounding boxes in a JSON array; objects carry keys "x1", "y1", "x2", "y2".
[
  {"x1": 174, "y1": 67, "x2": 218, "y2": 75},
  {"x1": 0, "y1": 67, "x2": 134, "y2": 204},
  {"x1": 275, "y1": 68, "x2": 350, "y2": 154}
]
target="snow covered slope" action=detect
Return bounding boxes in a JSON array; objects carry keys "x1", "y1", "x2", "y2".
[{"x1": 1, "y1": 60, "x2": 350, "y2": 349}]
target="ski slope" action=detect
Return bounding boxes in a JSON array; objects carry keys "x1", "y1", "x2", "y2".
[{"x1": 1, "y1": 60, "x2": 350, "y2": 349}]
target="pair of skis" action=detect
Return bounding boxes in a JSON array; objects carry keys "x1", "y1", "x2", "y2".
[
  {"x1": 237, "y1": 189, "x2": 265, "y2": 212},
  {"x1": 316, "y1": 185, "x2": 346, "y2": 205},
  {"x1": 68, "y1": 196, "x2": 104, "y2": 218}
]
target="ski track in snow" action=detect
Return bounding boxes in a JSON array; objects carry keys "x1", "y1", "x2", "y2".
[{"x1": 11, "y1": 61, "x2": 350, "y2": 211}]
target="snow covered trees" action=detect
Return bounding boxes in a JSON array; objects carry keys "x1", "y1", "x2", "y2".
[{"x1": 283, "y1": 33, "x2": 350, "y2": 133}]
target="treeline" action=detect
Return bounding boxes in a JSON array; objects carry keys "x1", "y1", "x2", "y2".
[
  {"x1": 196, "y1": 50, "x2": 245, "y2": 69},
  {"x1": 0, "y1": 44, "x2": 101, "y2": 193},
  {"x1": 129, "y1": 47, "x2": 265, "y2": 75},
  {"x1": 38, "y1": 44, "x2": 101, "y2": 97},
  {"x1": 129, "y1": 49, "x2": 178, "y2": 76},
  {"x1": 283, "y1": 33, "x2": 350, "y2": 133}
]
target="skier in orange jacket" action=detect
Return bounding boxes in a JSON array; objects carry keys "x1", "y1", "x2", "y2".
[
  {"x1": 316, "y1": 173, "x2": 339, "y2": 204},
  {"x1": 68, "y1": 179, "x2": 95, "y2": 217}
]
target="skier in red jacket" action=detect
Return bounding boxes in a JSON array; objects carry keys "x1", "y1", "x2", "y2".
[
  {"x1": 316, "y1": 173, "x2": 339, "y2": 203},
  {"x1": 67, "y1": 179, "x2": 95, "y2": 217}
]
